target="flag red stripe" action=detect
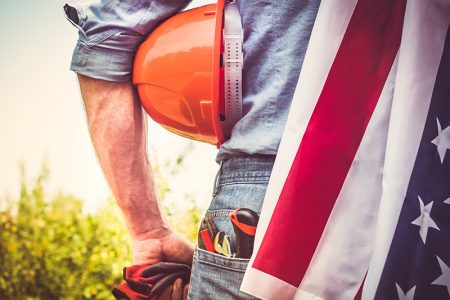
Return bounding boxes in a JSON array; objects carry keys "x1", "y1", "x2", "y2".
[
  {"x1": 354, "y1": 273, "x2": 366, "y2": 300},
  {"x1": 252, "y1": 0, "x2": 406, "y2": 287}
]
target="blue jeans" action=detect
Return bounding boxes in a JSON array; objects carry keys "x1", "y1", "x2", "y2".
[{"x1": 188, "y1": 155, "x2": 275, "y2": 300}]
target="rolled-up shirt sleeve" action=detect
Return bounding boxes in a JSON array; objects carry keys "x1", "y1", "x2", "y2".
[{"x1": 64, "y1": 0, "x2": 191, "y2": 82}]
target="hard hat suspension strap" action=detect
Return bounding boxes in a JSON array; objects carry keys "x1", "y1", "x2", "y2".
[{"x1": 221, "y1": 1, "x2": 243, "y2": 139}]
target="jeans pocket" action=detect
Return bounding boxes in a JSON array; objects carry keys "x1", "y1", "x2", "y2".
[
  {"x1": 188, "y1": 248, "x2": 259, "y2": 300},
  {"x1": 64, "y1": 3, "x2": 119, "y2": 47},
  {"x1": 189, "y1": 209, "x2": 260, "y2": 299},
  {"x1": 201, "y1": 210, "x2": 236, "y2": 252},
  {"x1": 64, "y1": 4, "x2": 88, "y2": 39}
]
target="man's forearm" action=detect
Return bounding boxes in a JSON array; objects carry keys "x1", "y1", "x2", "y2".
[{"x1": 77, "y1": 74, "x2": 169, "y2": 240}]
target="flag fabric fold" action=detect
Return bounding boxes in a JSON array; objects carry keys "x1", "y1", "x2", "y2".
[
  {"x1": 240, "y1": 0, "x2": 450, "y2": 299},
  {"x1": 364, "y1": 1, "x2": 450, "y2": 298}
]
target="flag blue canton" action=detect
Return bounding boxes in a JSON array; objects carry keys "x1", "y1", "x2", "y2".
[{"x1": 374, "y1": 26, "x2": 450, "y2": 300}]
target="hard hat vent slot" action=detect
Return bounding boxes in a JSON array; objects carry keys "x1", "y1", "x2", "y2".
[{"x1": 220, "y1": 0, "x2": 243, "y2": 139}]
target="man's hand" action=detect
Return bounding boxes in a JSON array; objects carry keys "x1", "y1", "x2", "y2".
[
  {"x1": 131, "y1": 228, "x2": 194, "y2": 300},
  {"x1": 131, "y1": 229, "x2": 194, "y2": 266},
  {"x1": 132, "y1": 231, "x2": 193, "y2": 300},
  {"x1": 158, "y1": 278, "x2": 189, "y2": 300}
]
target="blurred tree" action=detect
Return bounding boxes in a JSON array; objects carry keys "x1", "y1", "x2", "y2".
[
  {"x1": 0, "y1": 148, "x2": 203, "y2": 300},
  {"x1": 152, "y1": 142, "x2": 202, "y2": 242}
]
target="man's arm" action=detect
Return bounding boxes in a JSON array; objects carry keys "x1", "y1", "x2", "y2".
[
  {"x1": 65, "y1": 0, "x2": 194, "y2": 296},
  {"x1": 77, "y1": 74, "x2": 194, "y2": 266}
]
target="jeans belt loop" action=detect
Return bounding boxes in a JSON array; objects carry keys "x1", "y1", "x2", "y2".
[{"x1": 212, "y1": 160, "x2": 224, "y2": 197}]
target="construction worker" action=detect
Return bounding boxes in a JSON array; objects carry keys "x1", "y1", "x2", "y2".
[{"x1": 65, "y1": 0, "x2": 320, "y2": 299}]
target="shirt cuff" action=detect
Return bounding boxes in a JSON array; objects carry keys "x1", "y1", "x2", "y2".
[{"x1": 70, "y1": 41, "x2": 135, "y2": 82}]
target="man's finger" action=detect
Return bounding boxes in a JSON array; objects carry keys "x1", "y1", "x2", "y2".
[
  {"x1": 158, "y1": 285, "x2": 172, "y2": 300},
  {"x1": 171, "y1": 278, "x2": 183, "y2": 300},
  {"x1": 182, "y1": 284, "x2": 189, "y2": 300},
  {"x1": 151, "y1": 272, "x2": 184, "y2": 296}
]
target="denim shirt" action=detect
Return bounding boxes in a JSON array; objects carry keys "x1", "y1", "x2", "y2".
[
  {"x1": 65, "y1": 0, "x2": 320, "y2": 162},
  {"x1": 219, "y1": 0, "x2": 319, "y2": 161}
]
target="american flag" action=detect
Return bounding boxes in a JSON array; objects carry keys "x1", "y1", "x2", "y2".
[{"x1": 240, "y1": 0, "x2": 450, "y2": 299}]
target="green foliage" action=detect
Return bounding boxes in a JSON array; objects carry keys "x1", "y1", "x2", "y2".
[
  {"x1": 0, "y1": 170, "x2": 131, "y2": 299},
  {"x1": 0, "y1": 152, "x2": 203, "y2": 299},
  {"x1": 164, "y1": 195, "x2": 202, "y2": 243}
]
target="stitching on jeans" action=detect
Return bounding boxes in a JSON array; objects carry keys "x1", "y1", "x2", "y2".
[
  {"x1": 211, "y1": 161, "x2": 223, "y2": 197},
  {"x1": 196, "y1": 259, "x2": 248, "y2": 273},
  {"x1": 205, "y1": 210, "x2": 234, "y2": 218},
  {"x1": 193, "y1": 248, "x2": 249, "y2": 273},
  {"x1": 217, "y1": 180, "x2": 270, "y2": 187},
  {"x1": 187, "y1": 251, "x2": 200, "y2": 300}
]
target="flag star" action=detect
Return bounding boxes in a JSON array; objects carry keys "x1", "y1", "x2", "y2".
[
  {"x1": 411, "y1": 196, "x2": 439, "y2": 243},
  {"x1": 432, "y1": 256, "x2": 450, "y2": 296},
  {"x1": 431, "y1": 118, "x2": 450, "y2": 164},
  {"x1": 396, "y1": 283, "x2": 416, "y2": 300},
  {"x1": 444, "y1": 197, "x2": 450, "y2": 205}
]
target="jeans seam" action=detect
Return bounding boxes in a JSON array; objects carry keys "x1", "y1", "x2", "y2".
[
  {"x1": 205, "y1": 210, "x2": 234, "y2": 219},
  {"x1": 217, "y1": 179, "x2": 270, "y2": 187},
  {"x1": 212, "y1": 161, "x2": 223, "y2": 197},
  {"x1": 197, "y1": 259, "x2": 248, "y2": 273},
  {"x1": 187, "y1": 252, "x2": 199, "y2": 300}
]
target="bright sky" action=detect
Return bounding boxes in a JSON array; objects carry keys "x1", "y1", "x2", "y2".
[{"x1": 0, "y1": 0, "x2": 218, "y2": 213}]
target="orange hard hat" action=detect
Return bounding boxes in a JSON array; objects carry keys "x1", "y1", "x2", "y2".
[{"x1": 133, "y1": 0, "x2": 243, "y2": 147}]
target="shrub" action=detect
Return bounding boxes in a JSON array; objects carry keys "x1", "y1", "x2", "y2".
[{"x1": 0, "y1": 155, "x2": 202, "y2": 299}]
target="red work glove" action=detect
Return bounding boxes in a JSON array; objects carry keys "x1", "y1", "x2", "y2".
[{"x1": 112, "y1": 262, "x2": 191, "y2": 300}]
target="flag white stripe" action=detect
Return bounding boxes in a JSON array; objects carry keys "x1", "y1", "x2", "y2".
[
  {"x1": 241, "y1": 268, "x2": 298, "y2": 300},
  {"x1": 362, "y1": 1, "x2": 450, "y2": 299}
]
